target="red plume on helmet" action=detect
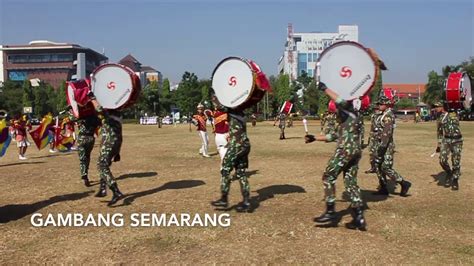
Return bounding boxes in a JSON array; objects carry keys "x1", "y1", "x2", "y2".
[
  {"x1": 360, "y1": 95, "x2": 371, "y2": 111},
  {"x1": 328, "y1": 100, "x2": 337, "y2": 113}
]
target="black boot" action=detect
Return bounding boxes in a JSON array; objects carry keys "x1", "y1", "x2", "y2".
[
  {"x1": 236, "y1": 193, "x2": 251, "y2": 212},
  {"x1": 444, "y1": 173, "x2": 452, "y2": 188},
  {"x1": 211, "y1": 193, "x2": 228, "y2": 208},
  {"x1": 365, "y1": 168, "x2": 376, "y2": 174},
  {"x1": 81, "y1": 175, "x2": 91, "y2": 187},
  {"x1": 373, "y1": 182, "x2": 389, "y2": 195},
  {"x1": 108, "y1": 183, "x2": 124, "y2": 206},
  {"x1": 345, "y1": 207, "x2": 367, "y2": 231},
  {"x1": 95, "y1": 180, "x2": 107, "y2": 197},
  {"x1": 400, "y1": 180, "x2": 412, "y2": 197},
  {"x1": 314, "y1": 202, "x2": 336, "y2": 223},
  {"x1": 451, "y1": 179, "x2": 459, "y2": 191}
]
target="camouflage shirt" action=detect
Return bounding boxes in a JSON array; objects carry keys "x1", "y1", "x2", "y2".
[
  {"x1": 228, "y1": 110, "x2": 249, "y2": 148},
  {"x1": 437, "y1": 111, "x2": 463, "y2": 144},
  {"x1": 369, "y1": 111, "x2": 383, "y2": 140},
  {"x1": 377, "y1": 108, "x2": 396, "y2": 148},
  {"x1": 326, "y1": 98, "x2": 362, "y2": 153},
  {"x1": 324, "y1": 112, "x2": 338, "y2": 136}
]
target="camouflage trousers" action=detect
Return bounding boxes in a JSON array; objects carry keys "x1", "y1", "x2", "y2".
[
  {"x1": 439, "y1": 140, "x2": 462, "y2": 180},
  {"x1": 220, "y1": 142, "x2": 251, "y2": 196},
  {"x1": 375, "y1": 142, "x2": 404, "y2": 185},
  {"x1": 368, "y1": 137, "x2": 377, "y2": 170},
  {"x1": 322, "y1": 147, "x2": 363, "y2": 208},
  {"x1": 77, "y1": 135, "x2": 95, "y2": 177},
  {"x1": 98, "y1": 133, "x2": 122, "y2": 187}
]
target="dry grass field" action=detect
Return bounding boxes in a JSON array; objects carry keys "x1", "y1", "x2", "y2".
[{"x1": 0, "y1": 120, "x2": 473, "y2": 264}]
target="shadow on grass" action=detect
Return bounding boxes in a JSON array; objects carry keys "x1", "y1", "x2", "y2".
[
  {"x1": 111, "y1": 179, "x2": 205, "y2": 207},
  {"x1": 0, "y1": 161, "x2": 45, "y2": 168},
  {"x1": 0, "y1": 191, "x2": 94, "y2": 223},
  {"x1": 33, "y1": 153, "x2": 74, "y2": 159},
  {"x1": 431, "y1": 171, "x2": 449, "y2": 187},
  {"x1": 116, "y1": 171, "x2": 158, "y2": 181},
  {"x1": 215, "y1": 184, "x2": 306, "y2": 213}
]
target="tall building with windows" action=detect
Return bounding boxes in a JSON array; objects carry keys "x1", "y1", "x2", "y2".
[
  {"x1": 278, "y1": 24, "x2": 358, "y2": 80},
  {"x1": 0, "y1": 40, "x2": 108, "y2": 88}
]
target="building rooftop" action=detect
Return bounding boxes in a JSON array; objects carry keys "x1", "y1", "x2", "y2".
[
  {"x1": 384, "y1": 83, "x2": 427, "y2": 97},
  {"x1": 118, "y1": 54, "x2": 142, "y2": 72}
]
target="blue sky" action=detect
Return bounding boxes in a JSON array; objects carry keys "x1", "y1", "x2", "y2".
[{"x1": 1, "y1": 0, "x2": 472, "y2": 84}]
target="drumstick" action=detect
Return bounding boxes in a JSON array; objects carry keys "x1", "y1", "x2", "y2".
[
  {"x1": 430, "y1": 152, "x2": 437, "y2": 158},
  {"x1": 303, "y1": 118, "x2": 308, "y2": 135}
]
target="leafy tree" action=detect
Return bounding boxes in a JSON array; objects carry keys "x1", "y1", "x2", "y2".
[
  {"x1": 395, "y1": 98, "x2": 416, "y2": 109},
  {"x1": 0, "y1": 80, "x2": 23, "y2": 116},
  {"x1": 199, "y1": 79, "x2": 212, "y2": 108},
  {"x1": 56, "y1": 81, "x2": 68, "y2": 112},
  {"x1": 423, "y1": 70, "x2": 443, "y2": 105},
  {"x1": 45, "y1": 84, "x2": 57, "y2": 114},
  {"x1": 22, "y1": 80, "x2": 34, "y2": 109},
  {"x1": 175, "y1": 72, "x2": 201, "y2": 115},
  {"x1": 159, "y1": 78, "x2": 172, "y2": 114},
  {"x1": 33, "y1": 83, "x2": 49, "y2": 116}
]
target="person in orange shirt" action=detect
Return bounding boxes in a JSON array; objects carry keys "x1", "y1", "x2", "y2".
[
  {"x1": 211, "y1": 98, "x2": 229, "y2": 164},
  {"x1": 192, "y1": 103, "x2": 210, "y2": 158}
]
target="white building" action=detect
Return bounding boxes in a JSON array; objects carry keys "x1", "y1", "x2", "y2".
[{"x1": 278, "y1": 25, "x2": 358, "y2": 80}]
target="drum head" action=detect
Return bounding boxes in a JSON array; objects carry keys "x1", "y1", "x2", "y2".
[
  {"x1": 462, "y1": 73, "x2": 472, "y2": 109},
  {"x1": 91, "y1": 64, "x2": 136, "y2": 110},
  {"x1": 212, "y1": 57, "x2": 255, "y2": 108},
  {"x1": 317, "y1": 41, "x2": 377, "y2": 100}
]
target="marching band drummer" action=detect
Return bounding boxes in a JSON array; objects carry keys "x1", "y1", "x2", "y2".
[
  {"x1": 273, "y1": 112, "x2": 287, "y2": 140},
  {"x1": 192, "y1": 103, "x2": 211, "y2": 158},
  {"x1": 373, "y1": 95, "x2": 412, "y2": 196},
  {"x1": 434, "y1": 101, "x2": 463, "y2": 190},
  {"x1": 87, "y1": 91, "x2": 125, "y2": 206},
  {"x1": 65, "y1": 103, "x2": 102, "y2": 188},
  {"x1": 211, "y1": 108, "x2": 252, "y2": 212},
  {"x1": 306, "y1": 83, "x2": 366, "y2": 230}
]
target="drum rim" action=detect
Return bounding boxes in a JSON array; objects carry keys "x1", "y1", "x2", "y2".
[
  {"x1": 91, "y1": 63, "x2": 139, "y2": 110},
  {"x1": 66, "y1": 81, "x2": 81, "y2": 118},
  {"x1": 445, "y1": 72, "x2": 472, "y2": 109},
  {"x1": 316, "y1": 41, "x2": 379, "y2": 101},
  {"x1": 211, "y1": 56, "x2": 257, "y2": 109}
]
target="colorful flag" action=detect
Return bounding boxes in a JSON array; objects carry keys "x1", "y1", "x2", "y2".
[
  {"x1": 55, "y1": 130, "x2": 75, "y2": 152},
  {"x1": 0, "y1": 119, "x2": 12, "y2": 157},
  {"x1": 53, "y1": 123, "x2": 75, "y2": 152},
  {"x1": 29, "y1": 115, "x2": 53, "y2": 150}
]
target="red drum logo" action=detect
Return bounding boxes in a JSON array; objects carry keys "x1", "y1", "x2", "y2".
[
  {"x1": 228, "y1": 76, "x2": 237, "y2": 87},
  {"x1": 107, "y1": 82, "x2": 116, "y2": 90},
  {"x1": 340, "y1": 66, "x2": 352, "y2": 78}
]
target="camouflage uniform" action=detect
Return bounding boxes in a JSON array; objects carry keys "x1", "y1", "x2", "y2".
[
  {"x1": 96, "y1": 107, "x2": 123, "y2": 188},
  {"x1": 374, "y1": 101, "x2": 411, "y2": 195},
  {"x1": 276, "y1": 113, "x2": 287, "y2": 139},
  {"x1": 367, "y1": 110, "x2": 382, "y2": 172},
  {"x1": 437, "y1": 111, "x2": 463, "y2": 182},
  {"x1": 220, "y1": 110, "x2": 251, "y2": 197},
  {"x1": 357, "y1": 111, "x2": 365, "y2": 147},
  {"x1": 73, "y1": 115, "x2": 101, "y2": 178},
  {"x1": 323, "y1": 112, "x2": 338, "y2": 136},
  {"x1": 322, "y1": 98, "x2": 363, "y2": 208}
]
